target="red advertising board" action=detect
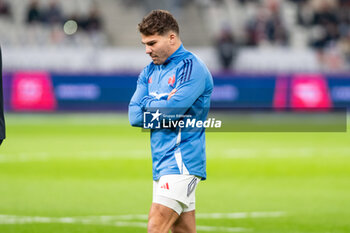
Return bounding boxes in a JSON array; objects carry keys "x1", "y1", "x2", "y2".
[
  {"x1": 274, "y1": 74, "x2": 333, "y2": 109},
  {"x1": 11, "y1": 72, "x2": 56, "y2": 111},
  {"x1": 291, "y1": 74, "x2": 332, "y2": 109}
]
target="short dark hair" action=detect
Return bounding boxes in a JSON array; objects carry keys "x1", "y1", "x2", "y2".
[{"x1": 138, "y1": 10, "x2": 179, "y2": 36}]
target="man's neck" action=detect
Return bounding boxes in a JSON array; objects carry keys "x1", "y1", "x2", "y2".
[{"x1": 168, "y1": 41, "x2": 182, "y2": 58}]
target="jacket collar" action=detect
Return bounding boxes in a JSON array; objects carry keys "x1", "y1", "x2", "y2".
[{"x1": 161, "y1": 44, "x2": 186, "y2": 67}]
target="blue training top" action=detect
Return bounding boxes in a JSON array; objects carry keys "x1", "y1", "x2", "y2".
[{"x1": 129, "y1": 44, "x2": 213, "y2": 181}]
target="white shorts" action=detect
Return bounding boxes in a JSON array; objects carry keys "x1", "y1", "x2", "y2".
[{"x1": 153, "y1": 174, "x2": 201, "y2": 215}]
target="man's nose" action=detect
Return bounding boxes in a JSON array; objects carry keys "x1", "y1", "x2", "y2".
[{"x1": 145, "y1": 46, "x2": 152, "y2": 54}]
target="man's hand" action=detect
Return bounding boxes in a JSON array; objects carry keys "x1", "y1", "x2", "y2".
[
  {"x1": 167, "y1": 88, "x2": 177, "y2": 100},
  {"x1": 140, "y1": 89, "x2": 177, "y2": 110}
]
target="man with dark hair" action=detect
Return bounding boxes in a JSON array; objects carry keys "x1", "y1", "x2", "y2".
[
  {"x1": 26, "y1": 0, "x2": 42, "y2": 24},
  {"x1": 0, "y1": 46, "x2": 5, "y2": 146},
  {"x1": 129, "y1": 10, "x2": 213, "y2": 233}
]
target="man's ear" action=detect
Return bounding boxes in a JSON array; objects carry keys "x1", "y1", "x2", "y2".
[{"x1": 169, "y1": 33, "x2": 176, "y2": 45}]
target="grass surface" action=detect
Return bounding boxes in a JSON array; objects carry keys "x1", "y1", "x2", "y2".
[{"x1": 0, "y1": 113, "x2": 349, "y2": 233}]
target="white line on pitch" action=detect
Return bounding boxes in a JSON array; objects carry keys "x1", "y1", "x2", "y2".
[
  {"x1": 102, "y1": 221, "x2": 250, "y2": 232},
  {"x1": 0, "y1": 211, "x2": 285, "y2": 225},
  {"x1": 95, "y1": 211, "x2": 286, "y2": 220},
  {"x1": 197, "y1": 225, "x2": 249, "y2": 232},
  {"x1": 0, "y1": 215, "x2": 251, "y2": 232},
  {"x1": 0, "y1": 149, "x2": 148, "y2": 163},
  {"x1": 0, "y1": 211, "x2": 285, "y2": 232}
]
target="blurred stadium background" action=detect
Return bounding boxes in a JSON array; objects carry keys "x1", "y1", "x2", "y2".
[{"x1": 1, "y1": 0, "x2": 350, "y2": 232}]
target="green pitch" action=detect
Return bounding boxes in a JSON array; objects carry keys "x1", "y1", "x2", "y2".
[{"x1": 0, "y1": 113, "x2": 349, "y2": 233}]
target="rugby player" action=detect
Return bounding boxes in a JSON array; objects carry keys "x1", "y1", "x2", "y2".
[{"x1": 129, "y1": 10, "x2": 213, "y2": 233}]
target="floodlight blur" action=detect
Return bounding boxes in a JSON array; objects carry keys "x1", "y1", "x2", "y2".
[{"x1": 63, "y1": 20, "x2": 78, "y2": 35}]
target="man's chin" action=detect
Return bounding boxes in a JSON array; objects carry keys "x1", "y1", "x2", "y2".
[
  {"x1": 153, "y1": 60, "x2": 162, "y2": 65},
  {"x1": 152, "y1": 57, "x2": 165, "y2": 65}
]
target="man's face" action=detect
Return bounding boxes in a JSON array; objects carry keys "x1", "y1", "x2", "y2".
[{"x1": 141, "y1": 33, "x2": 172, "y2": 65}]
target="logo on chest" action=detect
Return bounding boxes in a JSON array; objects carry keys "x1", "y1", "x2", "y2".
[{"x1": 168, "y1": 75, "x2": 175, "y2": 87}]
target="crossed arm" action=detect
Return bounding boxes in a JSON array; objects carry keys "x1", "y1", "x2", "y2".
[{"x1": 128, "y1": 65, "x2": 205, "y2": 127}]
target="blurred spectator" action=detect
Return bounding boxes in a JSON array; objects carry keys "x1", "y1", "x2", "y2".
[
  {"x1": 337, "y1": 0, "x2": 350, "y2": 39},
  {"x1": 265, "y1": 0, "x2": 289, "y2": 45},
  {"x1": 309, "y1": 1, "x2": 339, "y2": 50},
  {"x1": 245, "y1": 1, "x2": 288, "y2": 46},
  {"x1": 288, "y1": 0, "x2": 350, "y2": 69},
  {"x1": 26, "y1": 0, "x2": 43, "y2": 24},
  {"x1": 245, "y1": 7, "x2": 268, "y2": 46},
  {"x1": 84, "y1": 7, "x2": 103, "y2": 32},
  {"x1": 42, "y1": 0, "x2": 63, "y2": 25},
  {"x1": 337, "y1": 0, "x2": 350, "y2": 68},
  {"x1": 215, "y1": 25, "x2": 237, "y2": 70},
  {"x1": 0, "y1": 0, "x2": 11, "y2": 18}
]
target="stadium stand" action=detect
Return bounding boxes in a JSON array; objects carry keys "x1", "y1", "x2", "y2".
[
  {"x1": 0, "y1": 0, "x2": 106, "y2": 47},
  {"x1": 0, "y1": 0, "x2": 349, "y2": 72}
]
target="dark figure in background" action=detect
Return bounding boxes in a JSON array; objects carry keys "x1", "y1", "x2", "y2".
[
  {"x1": 265, "y1": 2, "x2": 289, "y2": 45},
  {"x1": 84, "y1": 7, "x2": 102, "y2": 32},
  {"x1": 0, "y1": 0, "x2": 11, "y2": 18},
  {"x1": 43, "y1": 0, "x2": 63, "y2": 25},
  {"x1": 245, "y1": 7, "x2": 268, "y2": 46},
  {"x1": 310, "y1": 1, "x2": 339, "y2": 50},
  {"x1": 26, "y1": 0, "x2": 42, "y2": 24},
  {"x1": 337, "y1": 0, "x2": 350, "y2": 67},
  {"x1": 0, "y1": 47, "x2": 6, "y2": 146},
  {"x1": 216, "y1": 26, "x2": 237, "y2": 70},
  {"x1": 245, "y1": 1, "x2": 288, "y2": 46}
]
